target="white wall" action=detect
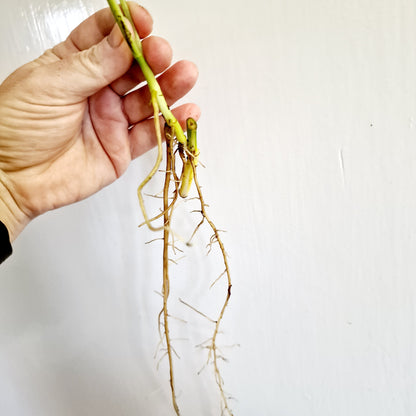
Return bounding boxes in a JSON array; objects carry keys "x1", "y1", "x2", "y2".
[{"x1": 1, "y1": 0, "x2": 416, "y2": 415}]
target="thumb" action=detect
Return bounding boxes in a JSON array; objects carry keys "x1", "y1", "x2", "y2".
[{"x1": 49, "y1": 24, "x2": 133, "y2": 101}]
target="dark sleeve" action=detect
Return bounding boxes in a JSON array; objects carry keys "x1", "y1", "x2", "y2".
[{"x1": 0, "y1": 221, "x2": 12, "y2": 263}]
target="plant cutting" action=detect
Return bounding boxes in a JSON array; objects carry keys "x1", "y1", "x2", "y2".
[{"x1": 106, "y1": 1, "x2": 233, "y2": 415}]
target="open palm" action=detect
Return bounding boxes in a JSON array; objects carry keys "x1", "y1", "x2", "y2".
[{"x1": 0, "y1": 4, "x2": 199, "y2": 240}]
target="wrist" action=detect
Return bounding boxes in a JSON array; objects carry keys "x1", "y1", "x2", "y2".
[{"x1": 0, "y1": 172, "x2": 30, "y2": 242}]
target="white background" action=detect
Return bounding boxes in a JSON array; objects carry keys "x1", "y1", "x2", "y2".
[{"x1": 1, "y1": 0, "x2": 416, "y2": 415}]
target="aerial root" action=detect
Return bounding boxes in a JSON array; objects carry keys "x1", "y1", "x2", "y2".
[
  {"x1": 206, "y1": 237, "x2": 218, "y2": 255},
  {"x1": 186, "y1": 218, "x2": 205, "y2": 246},
  {"x1": 168, "y1": 242, "x2": 184, "y2": 253},
  {"x1": 143, "y1": 192, "x2": 163, "y2": 198},
  {"x1": 156, "y1": 351, "x2": 168, "y2": 370},
  {"x1": 179, "y1": 298, "x2": 217, "y2": 323},
  {"x1": 138, "y1": 202, "x2": 177, "y2": 228},
  {"x1": 210, "y1": 270, "x2": 227, "y2": 289},
  {"x1": 145, "y1": 237, "x2": 164, "y2": 244},
  {"x1": 168, "y1": 256, "x2": 186, "y2": 265},
  {"x1": 137, "y1": 93, "x2": 165, "y2": 232}
]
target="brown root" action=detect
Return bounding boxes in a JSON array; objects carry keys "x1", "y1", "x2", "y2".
[
  {"x1": 140, "y1": 124, "x2": 233, "y2": 416},
  {"x1": 190, "y1": 160, "x2": 234, "y2": 416},
  {"x1": 161, "y1": 126, "x2": 180, "y2": 415}
]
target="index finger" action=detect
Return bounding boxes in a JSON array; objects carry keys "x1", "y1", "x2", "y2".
[{"x1": 54, "y1": 2, "x2": 153, "y2": 57}]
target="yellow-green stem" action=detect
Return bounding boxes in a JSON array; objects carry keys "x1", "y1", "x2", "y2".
[{"x1": 107, "y1": 0, "x2": 186, "y2": 144}]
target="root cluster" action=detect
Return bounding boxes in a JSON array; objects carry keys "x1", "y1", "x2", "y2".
[
  {"x1": 106, "y1": 2, "x2": 233, "y2": 414},
  {"x1": 140, "y1": 124, "x2": 233, "y2": 416}
]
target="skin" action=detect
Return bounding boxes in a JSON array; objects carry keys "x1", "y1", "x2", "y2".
[{"x1": 0, "y1": 3, "x2": 200, "y2": 242}]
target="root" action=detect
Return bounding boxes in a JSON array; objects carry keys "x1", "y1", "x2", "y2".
[
  {"x1": 210, "y1": 270, "x2": 228, "y2": 289},
  {"x1": 137, "y1": 92, "x2": 165, "y2": 232},
  {"x1": 179, "y1": 298, "x2": 217, "y2": 324},
  {"x1": 162, "y1": 128, "x2": 180, "y2": 415},
  {"x1": 191, "y1": 161, "x2": 234, "y2": 416},
  {"x1": 138, "y1": 123, "x2": 233, "y2": 415},
  {"x1": 156, "y1": 132, "x2": 233, "y2": 416},
  {"x1": 186, "y1": 217, "x2": 205, "y2": 246},
  {"x1": 138, "y1": 189, "x2": 179, "y2": 228}
]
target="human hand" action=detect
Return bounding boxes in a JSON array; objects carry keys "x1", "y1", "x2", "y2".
[{"x1": 0, "y1": 2, "x2": 200, "y2": 242}]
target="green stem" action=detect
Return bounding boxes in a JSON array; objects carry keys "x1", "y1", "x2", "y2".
[{"x1": 107, "y1": 0, "x2": 186, "y2": 144}]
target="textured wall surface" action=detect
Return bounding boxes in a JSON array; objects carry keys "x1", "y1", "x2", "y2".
[{"x1": 1, "y1": 0, "x2": 416, "y2": 415}]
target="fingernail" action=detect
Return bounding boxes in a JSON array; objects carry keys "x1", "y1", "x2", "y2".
[{"x1": 107, "y1": 24, "x2": 124, "y2": 48}]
